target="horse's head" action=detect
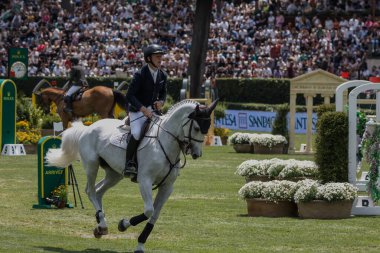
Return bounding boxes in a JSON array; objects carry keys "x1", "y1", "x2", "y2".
[
  {"x1": 34, "y1": 89, "x2": 53, "y2": 114},
  {"x1": 183, "y1": 99, "x2": 218, "y2": 159}
]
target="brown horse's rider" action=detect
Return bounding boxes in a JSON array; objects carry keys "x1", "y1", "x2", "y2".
[{"x1": 64, "y1": 56, "x2": 88, "y2": 113}]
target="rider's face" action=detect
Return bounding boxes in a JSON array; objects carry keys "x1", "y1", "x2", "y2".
[{"x1": 150, "y1": 54, "x2": 163, "y2": 69}]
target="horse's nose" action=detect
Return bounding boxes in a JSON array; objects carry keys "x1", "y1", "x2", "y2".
[{"x1": 192, "y1": 154, "x2": 199, "y2": 159}]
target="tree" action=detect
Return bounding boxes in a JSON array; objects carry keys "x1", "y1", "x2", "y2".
[{"x1": 188, "y1": 0, "x2": 213, "y2": 98}]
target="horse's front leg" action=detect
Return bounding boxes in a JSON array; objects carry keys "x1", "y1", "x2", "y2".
[
  {"x1": 135, "y1": 183, "x2": 174, "y2": 253},
  {"x1": 118, "y1": 178, "x2": 153, "y2": 232}
]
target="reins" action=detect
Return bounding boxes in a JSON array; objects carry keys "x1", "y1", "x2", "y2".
[{"x1": 143, "y1": 114, "x2": 207, "y2": 190}]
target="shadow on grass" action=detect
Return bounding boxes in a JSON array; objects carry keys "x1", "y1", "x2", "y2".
[{"x1": 36, "y1": 247, "x2": 132, "y2": 253}]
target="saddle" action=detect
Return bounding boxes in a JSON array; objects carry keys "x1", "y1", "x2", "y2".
[{"x1": 71, "y1": 87, "x2": 88, "y2": 101}]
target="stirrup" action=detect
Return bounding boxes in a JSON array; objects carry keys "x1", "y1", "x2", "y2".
[{"x1": 123, "y1": 162, "x2": 137, "y2": 177}]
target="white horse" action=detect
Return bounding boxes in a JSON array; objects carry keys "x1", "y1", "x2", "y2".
[{"x1": 45, "y1": 99, "x2": 218, "y2": 253}]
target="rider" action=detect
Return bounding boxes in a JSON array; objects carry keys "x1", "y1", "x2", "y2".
[
  {"x1": 123, "y1": 44, "x2": 167, "y2": 180},
  {"x1": 64, "y1": 56, "x2": 87, "y2": 113}
]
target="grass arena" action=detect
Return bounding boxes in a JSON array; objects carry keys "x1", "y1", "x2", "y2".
[{"x1": 1, "y1": 144, "x2": 380, "y2": 253}]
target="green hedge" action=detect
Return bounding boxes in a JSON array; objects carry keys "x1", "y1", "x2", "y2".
[
  {"x1": 7, "y1": 76, "x2": 324, "y2": 106},
  {"x1": 217, "y1": 78, "x2": 290, "y2": 104},
  {"x1": 7, "y1": 76, "x2": 183, "y2": 101},
  {"x1": 315, "y1": 111, "x2": 348, "y2": 183}
]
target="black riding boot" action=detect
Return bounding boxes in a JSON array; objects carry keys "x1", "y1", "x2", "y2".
[
  {"x1": 123, "y1": 136, "x2": 139, "y2": 181},
  {"x1": 64, "y1": 96, "x2": 73, "y2": 113}
]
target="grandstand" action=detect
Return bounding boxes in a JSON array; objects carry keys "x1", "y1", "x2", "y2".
[{"x1": 0, "y1": 0, "x2": 379, "y2": 80}]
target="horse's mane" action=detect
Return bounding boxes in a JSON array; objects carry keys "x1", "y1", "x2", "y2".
[
  {"x1": 42, "y1": 87, "x2": 65, "y2": 95},
  {"x1": 166, "y1": 99, "x2": 199, "y2": 116}
]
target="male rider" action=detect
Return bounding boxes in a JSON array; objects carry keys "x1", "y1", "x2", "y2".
[
  {"x1": 123, "y1": 44, "x2": 168, "y2": 180},
  {"x1": 64, "y1": 56, "x2": 87, "y2": 113}
]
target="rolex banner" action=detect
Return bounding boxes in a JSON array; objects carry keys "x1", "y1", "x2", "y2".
[{"x1": 8, "y1": 48, "x2": 28, "y2": 79}]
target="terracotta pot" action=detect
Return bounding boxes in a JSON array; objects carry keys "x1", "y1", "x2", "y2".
[
  {"x1": 233, "y1": 144, "x2": 253, "y2": 153},
  {"x1": 246, "y1": 198, "x2": 298, "y2": 217},
  {"x1": 253, "y1": 143, "x2": 284, "y2": 154},
  {"x1": 23, "y1": 144, "x2": 37, "y2": 154},
  {"x1": 297, "y1": 200, "x2": 353, "y2": 219},
  {"x1": 245, "y1": 175, "x2": 271, "y2": 182}
]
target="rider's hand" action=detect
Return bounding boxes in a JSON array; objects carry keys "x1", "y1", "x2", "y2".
[
  {"x1": 153, "y1": 101, "x2": 163, "y2": 111},
  {"x1": 140, "y1": 106, "x2": 153, "y2": 119}
]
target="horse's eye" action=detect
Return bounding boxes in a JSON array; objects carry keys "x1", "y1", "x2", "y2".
[{"x1": 194, "y1": 126, "x2": 200, "y2": 132}]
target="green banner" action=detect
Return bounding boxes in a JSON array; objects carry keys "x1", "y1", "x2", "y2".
[
  {"x1": 0, "y1": 79, "x2": 16, "y2": 150},
  {"x1": 8, "y1": 48, "x2": 28, "y2": 79}
]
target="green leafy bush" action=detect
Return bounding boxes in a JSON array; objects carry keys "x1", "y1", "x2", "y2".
[{"x1": 315, "y1": 111, "x2": 348, "y2": 183}]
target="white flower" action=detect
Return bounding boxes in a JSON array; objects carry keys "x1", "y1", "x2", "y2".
[
  {"x1": 228, "y1": 132, "x2": 251, "y2": 145},
  {"x1": 294, "y1": 180, "x2": 358, "y2": 203},
  {"x1": 249, "y1": 134, "x2": 287, "y2": 148},
  {"x1": 238, "y1": 180, "x2": 297, "y2": 203},
  {"x1": 228, "y1": 132, "x2": 287, "y2": 147},
  {"x1": 236, "y1": 158, "x2": 319, "y2": 179}
]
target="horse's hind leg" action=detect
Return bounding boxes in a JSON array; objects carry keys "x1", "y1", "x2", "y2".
[
  {"x1": 83, "y1": 159, "x2": 108, "y2": 238},
  {"x1": 95, "y1": 167, "x2": 123, "y2": 211}
]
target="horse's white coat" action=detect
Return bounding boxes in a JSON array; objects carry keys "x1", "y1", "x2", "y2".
[{"x1": 45, "y1": 101, "x2": 212, "y2": 253}]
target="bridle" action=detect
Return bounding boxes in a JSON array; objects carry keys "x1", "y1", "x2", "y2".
[
  {"x1": 34, "y1": 90, "x2": 64, "y2": 114},
  {"x1": 146, "y1": 112, "x2": 210, "y2": 190}
]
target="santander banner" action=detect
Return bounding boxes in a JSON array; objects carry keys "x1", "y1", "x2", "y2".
[{"x1": 215, "y1": 110, "x2": 317, "y2": 134}]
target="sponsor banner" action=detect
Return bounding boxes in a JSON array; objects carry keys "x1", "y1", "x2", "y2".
[{"x1": 215, "y1": 110, "x2": 317, "y2": 134}]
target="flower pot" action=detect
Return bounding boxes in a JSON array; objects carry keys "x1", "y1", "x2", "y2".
[
  {"x1": 57, "y1": 200, "x2": 66, "y2": 209},
  {"x1": 41, "y1": 129, "x2": 54, "y2": 136},
  {"x1": 233, "y1": 144, "x2": 252, "y2": 153},
  {"x1": 246, "y1": 198, "x2": 298, "y2": 217},
  {"x1": 245, "y1": 175, "x2": 271, "y2": 182},
  {"x1": 253, "y1": 143, "x2": 284, "y2": 154},
  {"x1": 297, "y1": 200, "x2": 353, "y2": 219},
  {"x1": 23, "y1": 144, "x2": 37, "y2": 154}
]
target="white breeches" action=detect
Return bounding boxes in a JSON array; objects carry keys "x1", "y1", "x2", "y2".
[
  {"x1": 66, "y1": 85, "x2": 81, "y2": 96},
  {"x1": 129, "y1": 106, "x2": 152, "y2": 140}
]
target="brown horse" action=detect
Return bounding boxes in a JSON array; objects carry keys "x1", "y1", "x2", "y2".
[{"x1": 34, "y1": 86, "x2": 126, "y2": 129}]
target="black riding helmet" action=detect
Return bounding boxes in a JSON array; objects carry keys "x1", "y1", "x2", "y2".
[
  {"x1": 143, "y1": 44, "x2": 165, "y2": 63},
  {"x1": 70, "y1": 56, "x2": 79, "y2": 65}
]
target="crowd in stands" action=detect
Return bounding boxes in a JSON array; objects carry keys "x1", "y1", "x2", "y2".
[{"x1": 0, "y1": 0, "x2": 380, "y2": 80}]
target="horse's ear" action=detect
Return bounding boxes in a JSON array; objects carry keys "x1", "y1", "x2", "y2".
[
  {"x1": 207, "y1": 99, "x2": 219, "y2": 115},
  {"x1": 195, "y1": 104, "x2": 200, "y2": 112}
]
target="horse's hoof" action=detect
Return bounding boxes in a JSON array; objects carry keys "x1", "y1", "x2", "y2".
[
  {"x1": 134, "y1": 251, "x2": 144, "y2": 253},
  {"x1": 118, "y1": 219, "x2": 130, "y2": 232},
  {"x1": 93, "y1": 226, "x2": 108, "y2": 238}
]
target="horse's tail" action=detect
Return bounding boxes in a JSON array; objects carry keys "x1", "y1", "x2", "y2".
[
  {"x1": 45, "y1": 121, "x2": 87, "y2": 168},
  {"x1": 112, "y1": 90, "x2": 126, "y2": 112}
]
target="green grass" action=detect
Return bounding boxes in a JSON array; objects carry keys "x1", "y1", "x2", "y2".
[{"x1": 1, "y1": 146, "x2": 380, "y2": 253}]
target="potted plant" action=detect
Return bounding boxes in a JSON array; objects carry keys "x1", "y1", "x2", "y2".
[
  {"x1": 276, "y1": 160, "x2": 319, "y2": 181},
  {"x1": 16, "y1": 120, "x2": 41, "y2": 154},
  {"x1": 236, "y1": 158, "x2": 282, "y2": 182},
  {"x1": 249, "y1": 134, "x2": 287, "y2": 154},
  {"x1": 45, "y1": 184, "x2": 68, "y2": 208},
  {"x1": 214, "y1": 127, "x2": 231, "y2": 145},
  {"x1": 294, "y1": 180, "x2": 357, "y2": 219},
  {"x1": 236, "y1": 159, "x2": 319, "y2": 182},
  {"x1": 238, "y1": 180, "x2": 298, "y2": 217},
  {"x1": 228, "y1": 132, "x2": 253, "y2": 153}
]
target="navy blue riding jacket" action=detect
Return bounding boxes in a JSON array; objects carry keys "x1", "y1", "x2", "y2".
[{"x1": 126, "y1": 64, "x2": 167, "y2": 112}]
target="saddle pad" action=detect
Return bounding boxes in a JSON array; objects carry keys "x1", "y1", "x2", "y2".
[{"x1": 110, "y1": 131, "x2": 130, "y2": 149}]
